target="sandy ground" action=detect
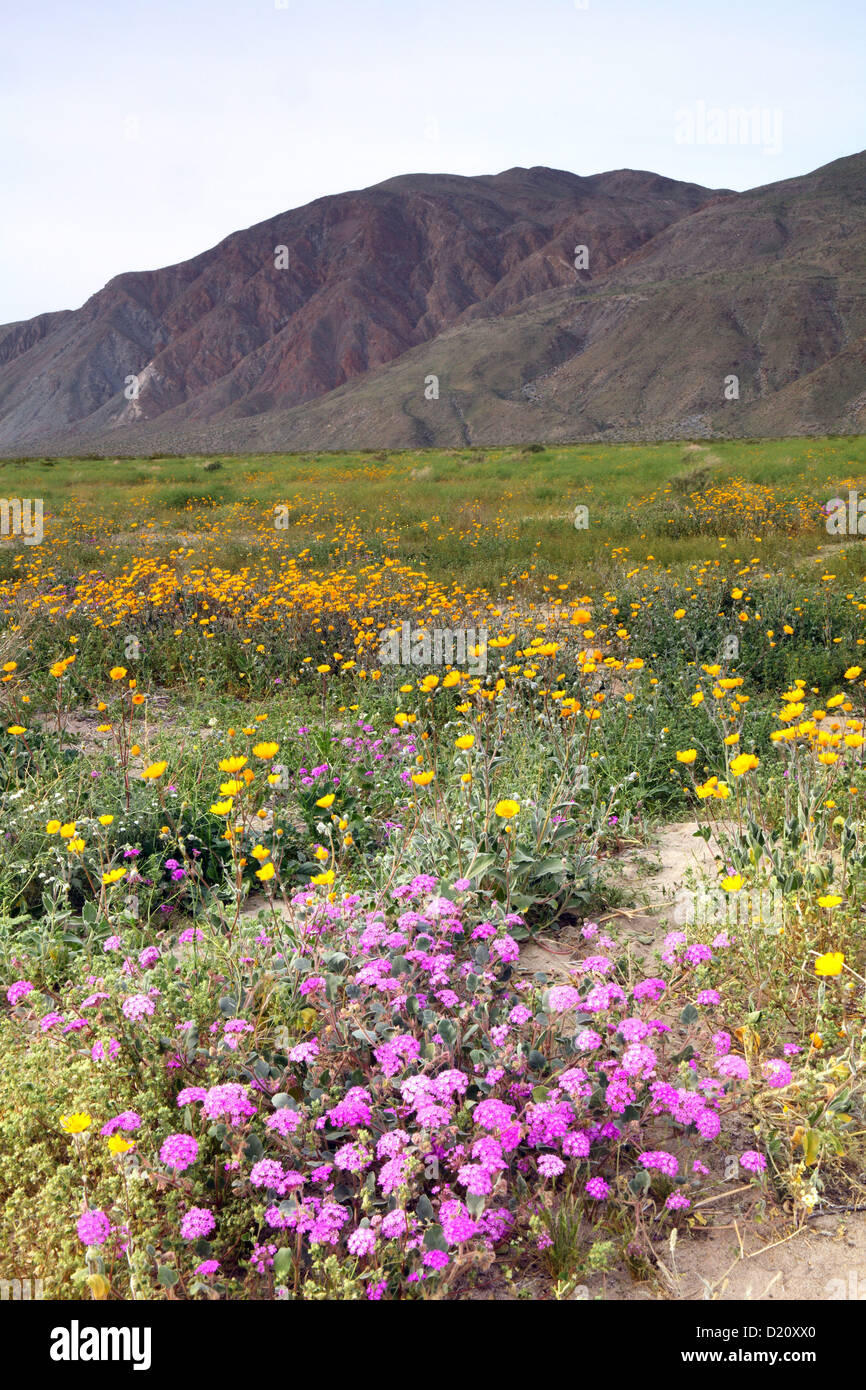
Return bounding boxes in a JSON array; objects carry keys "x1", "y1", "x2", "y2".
[
  {"x1": 519, "y1": 819, "x2": 722, "y2": 978},
  {"x1": 518, "y1": 821, "x2": 866, "y2": 1302}
]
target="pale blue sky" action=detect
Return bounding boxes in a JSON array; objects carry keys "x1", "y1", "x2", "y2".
[{"x1": 2, "y1": 0, "x2": 864, "y2": 322}]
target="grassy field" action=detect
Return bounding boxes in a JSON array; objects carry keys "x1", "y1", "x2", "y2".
[
  {"x1": 4, "y1": 435, "x2": 866, "y2": 586},
  {"x1": 0, "y1": 436, "x2": 865, "y2": 1300}
]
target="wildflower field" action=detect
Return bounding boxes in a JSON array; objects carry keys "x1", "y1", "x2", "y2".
[{"x1": 2, "y1": 434, "x2": 866, "y2": 1302}]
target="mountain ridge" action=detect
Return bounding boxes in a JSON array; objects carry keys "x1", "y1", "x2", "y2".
[{"x1": 1, "y1": 153, "x2": 864, "y2": 454}]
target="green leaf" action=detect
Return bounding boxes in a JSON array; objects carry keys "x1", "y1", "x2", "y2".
[
  {"x1": 509, "y1": 894, "x2": 536, "y2": 912},
  {"x1": 467, "y1": 853, "x2": 497, "y2": 879},
  {"x1": 529, "y1": 857, "x2": 567, "y2": 878},
  {"x1": 828, "y1": 1089, "x2": 851, "y2": 1114},
  {"x1": 423, "y1": 1224, "x2": 449, "y2": 1253},
  {"x1": 157, "y1": 1265, "x2": 178, "y2": 1288},
  {"x1": 437, "y1": 1019, "x2": 457, "y2": 1048},
  {"x1": 802, "y1": 1130, "x2": 821, "y2": 1166},
  {"x1": 243, "y1": 1134, "x2": 264, "y2": 1161}
]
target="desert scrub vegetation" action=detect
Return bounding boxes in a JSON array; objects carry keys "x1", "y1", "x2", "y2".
[{"x1": 1, "y1": 437, "x2": 865, "y2": 1299}]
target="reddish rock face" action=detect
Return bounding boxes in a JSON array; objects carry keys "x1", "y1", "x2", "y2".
[
  {"x1": 0, "y1": 166, "x2": 720, "y2": 448},
  {"x1": 1, "y1": 153, "x2": 863, "y2": 453}
]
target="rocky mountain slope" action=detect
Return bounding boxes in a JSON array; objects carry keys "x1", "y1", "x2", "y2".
[{"x1": 1, "y1": 153, "x2": 864, "y2": 453}]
